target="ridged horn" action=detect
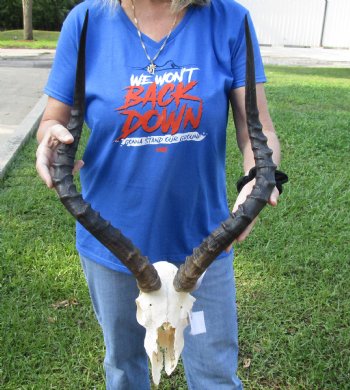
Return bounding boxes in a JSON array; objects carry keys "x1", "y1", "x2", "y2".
[
  {"x1": 52, "y1": 10, "x2": 161, "y2": 292},
  {"x1": 173, "y1": 16, "x2": 277, "y2": 292}
]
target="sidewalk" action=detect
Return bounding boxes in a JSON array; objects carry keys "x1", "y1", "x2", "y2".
[
  {"x1": 260, "y1": 46, "x2": 350, "y2": 68},
  {"x1": 0, "y1": 46, "x2": 349, "y2": 179}
]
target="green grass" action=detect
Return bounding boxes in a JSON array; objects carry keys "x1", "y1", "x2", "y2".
[
  {"x1": 0, "y1": 30, "x2": 59, "y2": 49},
  {"x1": 1, "y1": 65, "x2": 350, "y2": 389}
]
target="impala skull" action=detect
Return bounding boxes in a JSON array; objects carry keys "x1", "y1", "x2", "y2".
[
  {"x1": 52, "y1": 11, "x2": 277, "y2": 386},
  {"x1": 136, "y1": 262, "x2": 195, "y2": 385}
]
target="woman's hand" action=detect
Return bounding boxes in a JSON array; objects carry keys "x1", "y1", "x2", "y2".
[
  {"x1": 36, "y1": 123, "x2": 84, "y2": 188},
  {"x1": 225, "y1": 180, "x2": 279, "y2": 252}
]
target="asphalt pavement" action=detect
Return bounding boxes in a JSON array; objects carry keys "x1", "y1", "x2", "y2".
[
  {"x1": 0, "y1": 49, "x2": 54, "y2": 178},
  {"x1": 0, "y1": 46, "x2": 349, "y2": 179}
]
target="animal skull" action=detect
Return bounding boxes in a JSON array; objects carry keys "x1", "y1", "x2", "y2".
[
  {"x1": 53, "y1": 12, "x2": 277, "y2": 386},
  {"x1": 136, "y1": 262, "x2": 195, "y2": 385}
]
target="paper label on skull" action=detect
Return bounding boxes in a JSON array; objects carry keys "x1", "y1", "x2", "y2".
[{"x1": 189, "y1": 310, "x2": 206, "y2": 335}]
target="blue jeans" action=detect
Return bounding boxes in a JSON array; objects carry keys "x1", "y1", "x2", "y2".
[{"x1": 80, "y1": 253, "x2": 243, "y2": 390}]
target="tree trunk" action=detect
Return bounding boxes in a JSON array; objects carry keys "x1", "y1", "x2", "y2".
[{"x1": 22, "y1": 0, "x2": 33, "y2": 40}]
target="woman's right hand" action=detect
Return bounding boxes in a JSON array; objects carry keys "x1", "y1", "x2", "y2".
[{"x1": 36, "y1": 123, "x2": 84, "y2": 188}]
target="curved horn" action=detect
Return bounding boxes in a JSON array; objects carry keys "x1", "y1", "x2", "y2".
[
  {"x1": 173, "y1": 16, "x2": 277, "y2": 292},
  {"x1": 52, "y1": 10, "x2": 161, "y2": 293}
]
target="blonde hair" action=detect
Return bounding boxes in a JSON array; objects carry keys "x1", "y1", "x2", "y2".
[{"x1": 99, "y1": 0, "x2": 210, "y2": 13}]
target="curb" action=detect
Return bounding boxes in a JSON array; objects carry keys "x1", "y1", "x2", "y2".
[
  {"x1": 0, "y1": 56, "x2": 54, "y2": 68},
  {"x1": 262, "y1": 57, "x2": 350, "y2": 67},
  {"x1": 0, "y1": 94, "x2": 47, "y2": 180},
  {"x1": 0, "y1": 60, "x2": 53, "y2": 68}
]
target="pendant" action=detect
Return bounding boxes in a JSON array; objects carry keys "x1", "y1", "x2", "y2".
[{"x1": 147, "y1": 63, "x2": 156, "y2": 74}]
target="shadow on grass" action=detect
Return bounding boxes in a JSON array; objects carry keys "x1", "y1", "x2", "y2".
[{"x1": 266, "y1": 65, "x2": 350, "y2": 80}]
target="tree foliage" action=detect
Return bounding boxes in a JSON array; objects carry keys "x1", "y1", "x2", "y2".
[{"x1": 0, "y1": 0, "x2": 82, "y2": 31}]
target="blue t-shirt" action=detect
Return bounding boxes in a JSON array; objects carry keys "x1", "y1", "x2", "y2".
[{"x1": 45, "y1": 0, "x2": 266, "y2": 273}]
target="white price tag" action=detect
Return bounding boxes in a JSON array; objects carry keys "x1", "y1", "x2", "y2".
[{"x1": 188, "y1": 310, "x2": 206, "y2": 335}]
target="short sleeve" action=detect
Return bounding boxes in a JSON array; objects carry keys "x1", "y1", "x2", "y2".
[
  {"x1": 44, "y1": 6, "x2": 84, "y2": 105},
  {"x1": 230, "y1": 12, "x2": 266, "y2": 90}
]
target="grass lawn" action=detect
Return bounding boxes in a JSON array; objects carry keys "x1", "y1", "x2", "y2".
[
  {"x1": 1, "y1": 65, "x2": 350, "y2": 389},
  {"x1": 0, "y1": 30, "x2": 59, "y2": 49}
]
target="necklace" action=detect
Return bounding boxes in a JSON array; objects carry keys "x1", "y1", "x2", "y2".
[{"x1": 130, "y1": 0, "x2": 178, "y2": 74}]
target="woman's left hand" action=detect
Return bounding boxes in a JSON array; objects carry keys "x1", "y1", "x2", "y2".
[{"x1": 225, "y1": 180, "x2": 279, "y2": 252}]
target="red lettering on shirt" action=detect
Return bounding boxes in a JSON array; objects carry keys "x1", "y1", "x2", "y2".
[{"x1": 115, "y1": 81, "x2": 203, "y2": 141}]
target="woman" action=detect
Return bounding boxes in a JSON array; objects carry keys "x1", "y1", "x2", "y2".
[{"x1": 36, "y1": 0, "x2": 281, "y2": 388}]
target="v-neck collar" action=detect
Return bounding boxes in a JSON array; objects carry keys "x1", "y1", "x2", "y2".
[{"x1": 118, "y1": 5, "x2": 194, "y2": 49}]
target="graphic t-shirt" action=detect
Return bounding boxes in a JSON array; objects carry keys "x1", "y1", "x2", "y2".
[{"x1": 45, "y1": 0, "x2": 266, "y2": 273}]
